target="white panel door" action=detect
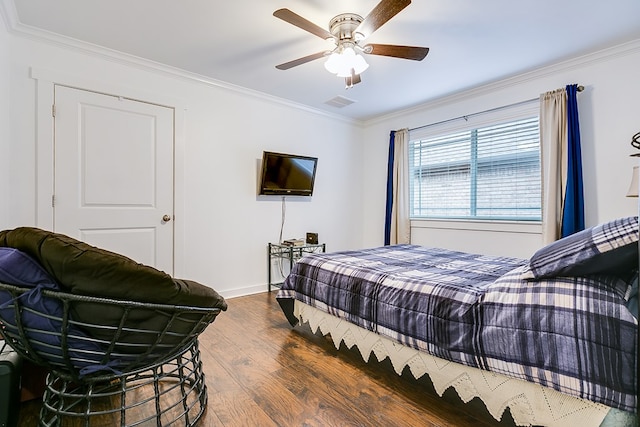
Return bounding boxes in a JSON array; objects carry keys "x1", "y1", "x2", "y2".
[{"x1": 53, "y1": 85, "x2": 174, "y2": 274}]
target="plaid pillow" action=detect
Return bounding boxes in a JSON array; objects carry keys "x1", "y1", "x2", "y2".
[{"x1": 522, "y1": 216, "x2": 638, "y2": 279}]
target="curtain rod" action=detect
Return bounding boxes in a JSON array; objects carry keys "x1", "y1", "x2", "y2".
[{"x1": 408, "y1": 85, "x2": 584, "y2": 133}]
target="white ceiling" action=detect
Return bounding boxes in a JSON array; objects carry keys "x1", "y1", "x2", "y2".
[{"x1": 5, "y1": 0, "x2": 640, "y2": 120}]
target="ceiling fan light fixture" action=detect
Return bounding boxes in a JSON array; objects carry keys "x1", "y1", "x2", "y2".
[
  {"x1": 273, "y1": 1, "x2": 428, "y2": 86},
  {"x1": 324, "y1": 47, "x2": 369, "y2": 77}
]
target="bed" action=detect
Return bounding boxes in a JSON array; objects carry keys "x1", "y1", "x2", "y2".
[{"x1": 276, "y1": 216, "x2": 638, "y2": 426}]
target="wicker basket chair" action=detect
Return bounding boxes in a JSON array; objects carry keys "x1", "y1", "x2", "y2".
[{"x1": 0, "y1": 282, "x2": 222, "y2": 427}]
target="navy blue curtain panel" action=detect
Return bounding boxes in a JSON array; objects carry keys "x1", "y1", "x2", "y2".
[
  {"x1": 384, "y1": 131, "x2": 396, "y2": 245},
  {"x1": 561, "y1": 84, "x2": 585, "y2": 237}
]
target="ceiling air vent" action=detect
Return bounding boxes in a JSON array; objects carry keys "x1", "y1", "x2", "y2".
[{"x1": 324, "y1": 96, "x2": 356, "y2": 108}]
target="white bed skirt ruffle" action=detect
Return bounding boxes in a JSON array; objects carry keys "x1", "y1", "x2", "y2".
[{"x1": 292, "y1": 300, "x2": 629, "y2": 427}]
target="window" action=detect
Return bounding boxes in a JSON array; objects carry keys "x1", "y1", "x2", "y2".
[{"x1": 409, "y1": 110, "x2": 541, "y2": 221}]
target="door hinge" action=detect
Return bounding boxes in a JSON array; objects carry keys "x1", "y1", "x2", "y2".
[
  {"x1": 52, "y1": 104, "x2": 56, "y2": 117},
  {"x1": 51, "y1": 194, "x2": 55, "y2": 207}
]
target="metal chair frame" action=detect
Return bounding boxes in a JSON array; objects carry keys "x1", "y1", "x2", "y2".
[{"x1": 0, "y1": 282, "x2": 221, "y2": 426}]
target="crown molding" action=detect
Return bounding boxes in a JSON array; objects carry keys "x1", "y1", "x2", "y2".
[
  {"x1": 3, "y1": 0, "x2": 637, "y2": 128},
  {"x1": 364, "y1": 38, "x2": 640, "y2": 126},
  {"x1": 0, "y1": 0, "x2": 360, "y2": 126}
]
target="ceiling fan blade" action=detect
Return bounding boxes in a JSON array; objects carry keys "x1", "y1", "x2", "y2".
[
  {"x1": 275, "y1": 51, "x2": 328, "y2": 70},
  {"x1": 273, "y1": 9, "x2": 334, "y2": 40},
  {"x1": 345, "y1": 70, "x2": 362, "y2": 89},
  {"x1": 355, "y1": 0, "x2": 411, "y2": 39},
  {"x1": 364, "y1": 44, "x2": 429, "y2": 61}
]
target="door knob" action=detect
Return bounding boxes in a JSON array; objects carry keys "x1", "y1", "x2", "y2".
[{"x1": 162, "y1": 215, "x2": 172, "y2": 222}]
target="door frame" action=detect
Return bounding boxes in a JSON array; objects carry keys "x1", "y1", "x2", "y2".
[{"x1": 32, "y1": 67, "x2": 188, "y2": 277}]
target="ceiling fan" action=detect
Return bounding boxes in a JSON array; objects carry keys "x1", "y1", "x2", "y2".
[{"x1": 273, "y1": 0, "x2": 429, "y2": 88}]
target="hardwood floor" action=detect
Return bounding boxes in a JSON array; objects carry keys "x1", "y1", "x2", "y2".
[{"x1": 18, "y1": 292, "x2": 516, "y2": 426}]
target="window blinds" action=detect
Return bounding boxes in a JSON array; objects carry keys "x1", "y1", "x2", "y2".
[{"x1": 409, "y1": 116, "x2": 541, "y2": 221}]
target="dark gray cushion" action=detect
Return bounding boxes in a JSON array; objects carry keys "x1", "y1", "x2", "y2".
[{"x1": 0, "y1": 227, "x2": 226, "y2": 348}]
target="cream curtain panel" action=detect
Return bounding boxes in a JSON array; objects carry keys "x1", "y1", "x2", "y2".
[
  {"x1": 389, "y1": 129, "x2": 411, "y2": 244},
  {"x1": 539, "y1": 88, "x2": 568, "y2": 244}
]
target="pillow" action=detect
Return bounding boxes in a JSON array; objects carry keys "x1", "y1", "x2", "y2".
[
  {"x1": 523, "y1": 216, "x2": 638, "y2": 279},
  {"x1": 0, "y1": 247, "x2": 121, "y2": 376},
  {"x1": 0, "y1": 227, "x2": 227, "y2": 348}
]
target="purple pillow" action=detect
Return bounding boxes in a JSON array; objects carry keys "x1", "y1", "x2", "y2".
[{"x1": 0, "y1": 247, "x2": 121, "y2": 376}]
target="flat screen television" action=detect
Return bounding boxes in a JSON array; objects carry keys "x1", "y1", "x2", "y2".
[{"x1": 259, "y1": 151, "x2": 318, "y2": 196}]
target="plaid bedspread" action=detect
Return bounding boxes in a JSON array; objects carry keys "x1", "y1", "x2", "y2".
[{"x1": 276, "y1": 244, "x2": 638, "y2": 412}]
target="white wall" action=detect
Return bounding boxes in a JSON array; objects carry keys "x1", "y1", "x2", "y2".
[
  {"x1": 3, "y1": 18, "x2": 639, "y2": 293},
  {"x1": 1, "y1": 29, "x2": 365, "y2": 298},
  {"x1": 0, "y1": 20, "x2": 8, "y2": 228},
  {"x1": 361, "y1": 41, "x2": 640, "y2": 259}
]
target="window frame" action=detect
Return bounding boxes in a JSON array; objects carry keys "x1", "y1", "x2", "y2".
[{"x1": 408, "y1": 101, "x2": 542, "y2": 224}]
